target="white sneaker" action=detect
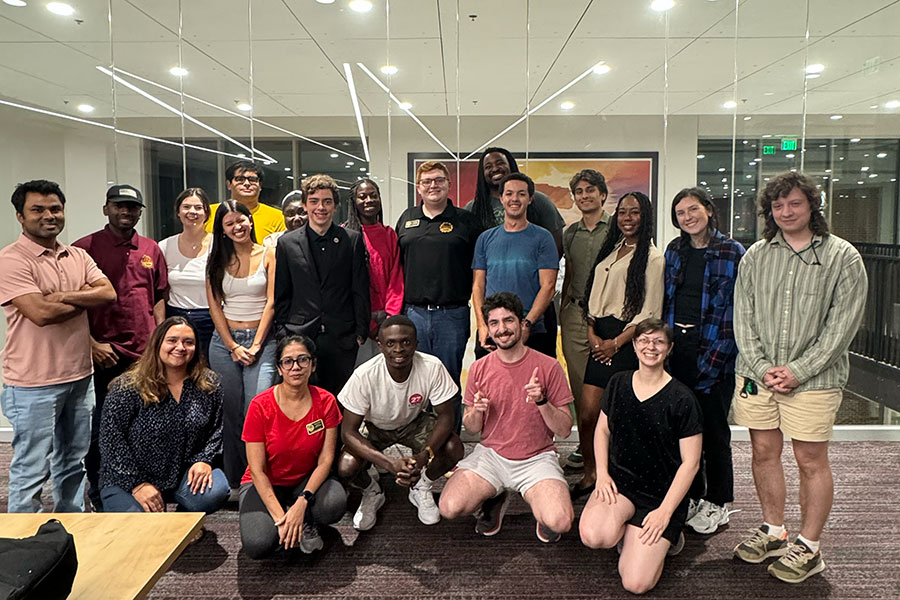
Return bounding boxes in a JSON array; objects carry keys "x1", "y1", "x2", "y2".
[
  {"x1": 687, "y1": 500, "x2": 730, "y2": 534},
  {"x1": 408, "y1": 481, "x2": 441, "y2": 525},
  {"x1": 352, "y1": 480, "x2": 385, "y2": 531},
  {"x1": 686, "y1": 498, "x2": 704, "y2": 522}
]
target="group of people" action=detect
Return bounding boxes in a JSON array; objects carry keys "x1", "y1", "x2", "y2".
[{"x1": 0, "y1": 146, "x2": 866, "y2": 592}]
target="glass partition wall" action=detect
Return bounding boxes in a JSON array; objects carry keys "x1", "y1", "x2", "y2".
[{"x1": 1, "y1": 0, "x2": 898, "y2": 426}]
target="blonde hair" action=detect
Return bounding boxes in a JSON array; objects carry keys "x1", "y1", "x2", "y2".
[{"x1": 416, "y1": 161, "x2": 450, "y2": 183}]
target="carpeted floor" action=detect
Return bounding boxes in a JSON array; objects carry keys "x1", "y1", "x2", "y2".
[{"x1": 2, "y1": 441, "x2": 900, "y2": 599}]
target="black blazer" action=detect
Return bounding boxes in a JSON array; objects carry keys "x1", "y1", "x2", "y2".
[{"x1": 274, "y1": 224, "x2": 370, "y2": 348}]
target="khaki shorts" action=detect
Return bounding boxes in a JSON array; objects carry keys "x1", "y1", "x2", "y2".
[
  {"x1": 365, "y1": 411, "x2": 436, "y2": 454},
  {"x1": 456, "y1": 444, "x2": 566, "y2": 496},
  {"x1": 731, "y1": 376, "x2": 842, "y2": 442}
]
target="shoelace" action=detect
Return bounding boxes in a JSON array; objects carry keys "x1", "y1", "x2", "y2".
[{"x1": 779, "y1": 543, "x2": 814, "y2": 567}]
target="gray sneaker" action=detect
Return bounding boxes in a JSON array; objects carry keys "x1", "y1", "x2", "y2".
[
  {"x1": 299, "y1": 522, "x2": 323, "y2": 554},
  {"x1": 733, "y1": 525, "x2": 790, "y2": 563},
  {"x1": 687, "y1": 501, "x2": 730, "y2": 534},
  {"x1": 768, "y1": 539, "x2": 826, "y2": 583},
  {"x1": 536, "y1": 521, "x2": 561, "y2": 543},
  {"x1": 352, "y1": 479, "x2": 385, "y2": 531}
]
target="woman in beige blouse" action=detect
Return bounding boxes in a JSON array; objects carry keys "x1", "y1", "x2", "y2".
[{"x1": 572, "y1": 191, "x2": 665, "y2": 497}]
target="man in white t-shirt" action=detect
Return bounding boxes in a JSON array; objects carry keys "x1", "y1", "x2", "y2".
[{"x1": 337, "y1": 315, "x2": 464, "y2": 530}]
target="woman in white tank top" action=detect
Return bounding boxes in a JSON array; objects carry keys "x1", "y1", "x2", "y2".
[
  {"x1": 206, "y1": 200, "x2": 277, "y2": 489},
  {"x1": 158, "y1": 188, "x2": 214, "y2": 357}
]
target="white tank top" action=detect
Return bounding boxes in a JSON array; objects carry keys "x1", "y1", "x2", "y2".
[{"x1": 221, "y1": 247, "x2": 268, "y2": 321}]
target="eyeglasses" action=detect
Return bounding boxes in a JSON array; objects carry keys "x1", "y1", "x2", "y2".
[
  {"x1": 232, "y1": 175, "x2": 260, "y2": 184},
  {"x1": 634, "y1": 336, "x2": 669, "y2": 348},
  {"x1": 418, "y1": 176, "x2": 448, "y2": 188},
  {"x1": 278, "y1": 355, "x2": 312, "y2": 369}
]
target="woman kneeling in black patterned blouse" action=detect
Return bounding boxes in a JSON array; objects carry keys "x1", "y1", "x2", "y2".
[{"x1": 99, "y1": 316, "x2": 229, "y2": 513}]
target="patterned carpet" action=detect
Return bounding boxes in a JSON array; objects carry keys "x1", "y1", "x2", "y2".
[{"x1": 2, "y1": 441, "x2": 899, "y2": 599}]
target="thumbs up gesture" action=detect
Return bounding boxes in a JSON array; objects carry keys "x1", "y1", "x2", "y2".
[{"x1": 524, "y1": 367, "x2": 544, "y2": 404}]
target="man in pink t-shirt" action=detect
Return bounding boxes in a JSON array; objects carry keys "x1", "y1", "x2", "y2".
[
  {"x1": 439, "y1": 292, "x2": 575, "y2": 543},
  {"x1": 0, "y1": 180, "x2": 116, "y2": 513}
]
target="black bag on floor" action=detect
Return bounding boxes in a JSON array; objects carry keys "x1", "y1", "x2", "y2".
[{"x1": 0, "y1": 519, "x2": 78, "y2": 600}]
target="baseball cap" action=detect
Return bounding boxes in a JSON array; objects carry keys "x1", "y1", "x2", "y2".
[{"x1": 106, "y1": 184, "x2": 144, "y2": 206}]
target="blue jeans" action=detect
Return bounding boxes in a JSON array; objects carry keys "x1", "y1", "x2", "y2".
[
  {"x1": 404, "y1": 304, "x2": 469, "y2": 432},
  {"x1": 100, "y1": 468, "x2": 230, "y2": 513},
  {"x1": 1, "y1": 375, "x2": 94, "y2": 513},
  {"x1": 208, "y1": 328, "x2": 277, "y2": 487}
]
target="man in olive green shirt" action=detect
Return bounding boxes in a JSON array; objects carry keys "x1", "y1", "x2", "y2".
[
  {"x1": 560, "y1": 169, "x2": 610, "y2": 469},
  {"x1": 732, "y1": 171, "x2": 867, "y2": 584}
]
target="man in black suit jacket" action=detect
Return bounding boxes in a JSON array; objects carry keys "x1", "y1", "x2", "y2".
[{"x1": 274, "y1": 174, "x2": 370, "y2": 394}]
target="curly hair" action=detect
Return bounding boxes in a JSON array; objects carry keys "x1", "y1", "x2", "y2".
[
  {"x1": 301, "y1": 174, "x2": 339, "y2": 205},
  {"x1": 758, "y1": 171, "x2": 829, "y2": 241},
  {"x1": 344, "y1": 178, "x2": 383, "y2": 232},
  {"x1": 568, "y1": 169, "x2": 608, "y2": 197},
  {"x1": 583, "y1": 191, "x2": 655, "y2": 323},
  {"x1": 119, "y1": 317, "x2": 217, "y2": 407}
]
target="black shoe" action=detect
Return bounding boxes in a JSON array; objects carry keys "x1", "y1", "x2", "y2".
[
  {"x1": 569, "y1": 482, "x2": 595, "y2": 500},
  {"x1": 475, "y1": 491, "x2": 510, "y2": 536}
]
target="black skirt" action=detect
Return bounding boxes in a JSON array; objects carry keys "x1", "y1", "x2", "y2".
[{"x1": 583, "y1": 315, "x2": 638, "y2": 388}]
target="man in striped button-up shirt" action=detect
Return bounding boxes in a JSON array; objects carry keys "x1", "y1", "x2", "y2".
[{"x1": 731, "y1": 172, "x2": 867, "y2": 584}]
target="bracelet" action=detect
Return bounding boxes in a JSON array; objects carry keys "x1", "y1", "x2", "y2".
[
  {"x1": 230, "y1": 344, "x2": 240, "y2": 352},
  {"x1": 424, "y1": 445, "x2": 435, "y2": 465}
]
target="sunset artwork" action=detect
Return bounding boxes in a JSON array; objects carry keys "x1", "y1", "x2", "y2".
[{"x1": 409, "y1": 153, "x2": 656, "y2": 227}]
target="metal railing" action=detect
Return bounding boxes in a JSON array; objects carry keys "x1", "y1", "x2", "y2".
[{"x1": 851, "y1": 244, "x2": 900, "y2": 367}]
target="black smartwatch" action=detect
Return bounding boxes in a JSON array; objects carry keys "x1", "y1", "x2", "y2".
[
  {"x1": 523, "y1": 318, "x2": 533, "y2": 329},
  {"x1": 301, "y1": 490, "x2": 315, "y2": 505},
  {"x1": 535, "y1": 395, "x2": 549, "y2": 406}
]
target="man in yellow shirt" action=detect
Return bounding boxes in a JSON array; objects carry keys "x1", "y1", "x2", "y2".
[{"x1": 205, "y1": 160, "x2": 285, "y2": 240}]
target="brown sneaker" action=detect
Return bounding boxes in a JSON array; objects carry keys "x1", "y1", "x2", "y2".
[
  {"x1": 767, "y1": 539, "x2": 826, "y2": 583},
  {"x1": 733, "y1": 525, "x2": 790, "y2": 563}
]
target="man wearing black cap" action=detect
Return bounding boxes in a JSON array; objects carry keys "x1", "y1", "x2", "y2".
[{"x1": 73, "y1": 184, "x2": 169, "y2": 511}]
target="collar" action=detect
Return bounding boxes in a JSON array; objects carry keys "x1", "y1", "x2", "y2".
[
  {"x1": 576, "y1": 211, "x2": 611, "y2": 232},
  {"x1": 306, "y1": 222, "x2": 337, "y2": 242},
  {"x1": 418, "y1": 201, "x2": 456, "y2": 220},
  {"x1": 768, "y1": 230, "x2": 825, "y2": 250},
  {"x1": 17, "y1": 233, "x2": 66, "y2": 258},
  {"x1": 102, "y1": 224, "x2": 139, "y2": 248}
]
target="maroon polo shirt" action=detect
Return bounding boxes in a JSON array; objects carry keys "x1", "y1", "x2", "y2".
[{"x1": 73, "y1": 225, "x2": 168, "y2": 359}]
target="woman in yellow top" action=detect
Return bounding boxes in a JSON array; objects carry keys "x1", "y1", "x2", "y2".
[{"x1": 572, "y1": 191, "x2": 665, "y2": 497}]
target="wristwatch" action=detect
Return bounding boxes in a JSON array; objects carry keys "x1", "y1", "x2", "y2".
[
  {"x1": 523, "y1": 318, "x2": 533, "y2": 329},
  {"x1": 534, "y1": 395, "x2": 549, "y2": 406},
  {"x1": 301, "y1": 490, "x2": 315, "y2": 505}
]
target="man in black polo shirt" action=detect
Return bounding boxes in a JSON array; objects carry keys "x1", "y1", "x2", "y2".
[
  {"x1": 396, "y1": 161, "x2": 479, "y2": 431},
  {"x1": 274, "y1": 174, "x2": 369, "y2": 394}
]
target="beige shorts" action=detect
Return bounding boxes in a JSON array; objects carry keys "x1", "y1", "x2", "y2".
[
  {"x1": 456, "y1": 444, "x2": 566, "y2": 496},
  {"x1": 731, "y1": 376, "x2": 842, "y2": 442},
  {"x1": 365, "y1": 411, "x2": 435, "y2": 454}
]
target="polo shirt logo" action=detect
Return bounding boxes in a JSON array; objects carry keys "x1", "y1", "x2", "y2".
[
  {"x1": 405, "y1": 219, "x2": 420, "y2": 228},
  {"x1": 439, "y1": 222, "x2": 453, "y2": 233},
  {"x1": 140, "y1": 254, "x2": 153, "y2": 268},
  {"x1": 408, "y1": 393, "x2": 423, "y2": 406}
]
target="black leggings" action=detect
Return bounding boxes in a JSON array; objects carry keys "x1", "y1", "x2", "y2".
[{"x1": 239, "y1": 476, "x2": 347, "y2": 559}]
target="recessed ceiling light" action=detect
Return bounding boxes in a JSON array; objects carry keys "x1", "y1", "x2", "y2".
[
  {"x1": 805, "y1": 63, "x2": 825, "y2": 74},
  {"x1": 398, "y1": 102, "x2": 412, "y2": 110},
  {"x1": 315, "y1": 0, "x2": 335, "y2": 3},
  {"x1": 885, "y1": 100, "x2": 900, "y2": 109},
  {"x1": 236, "y1": 102, "x2": 252, "y2": 112},
  {"x1": 696, "y1": 154, "x2": 705, "y2": 159},
  {"x1": 869, "y1": 173, "x2": 878, "y2": 178},
  {"x1": 560, "y1": 101, "x2": 575, "y2": 110},
  {"x1": 592, "y1": 63, "x2": 611, "y2": 75},
  {"x1": 743, "y1": 116, "x2": 751, "y2": 121},
  {"x1": 169, "y1": 66, "x2": 188, "y2": 77},
  {"x1": 46, "y1": 2, "x2": 73, "y2": 15},
  {"x1": 850, "y1": 138, "x2": 861, "y2": 143},
  {"x1": 76, "y1": 103, "x2": 94, "y2": 113},
  {"x1": 763, "y1": 92, "x2": 774, "y2": 96},
  {"x1": 380, "y1": 65, "x2": 398, "y2": 76},
  {"x1": 346, "y1": 161, "x2": 354, "y2": 165},
  {"x1": 877, "y1": 152, "x2": 888, "y2": 158},
  {"x1": 3, "y1": 0, "x2": 27, "y2": 7},
  {"x1": 718, "y1": 167, "x2": 726, "y2": 172},
  {"x1": 349, "y1": 0, "x2": 373, "y2": 12},
  {"x1": 723, "y1": 100, "x2": 737, "y2": 109},
  {"x1": 284, "y1": 167, "x2": 290, "y2": 171},
  {"x1": 650, "y1": 0, "x2": 675, "y2": 11},
  {"x1": 785, "y1": 153, "x2": 795, "y2": 158},
  {"x1": 830, "y1": 115, "x2": 843, "y2": 120},
  {"x1": 861, "y1": 166, "x2": 869, "y2": 171},
  {"x1": 359, "y1": 167, "x2": 366, "y2": 171},
  {"x1": 805, "y1": 73, "x2": 820, "y2": 79},
  {"x1": 329, "y1": 153, "x2": 338, "y2": 158},
  {"x1": 870, "y1": 105, "x2": 879, "y2": 109}
]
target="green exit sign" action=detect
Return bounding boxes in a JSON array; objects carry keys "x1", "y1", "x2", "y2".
[
  {"x1": 763, "y1": 145, "x2": 776, "y2": 155},
  {"x1": 782, "y1": 139, "x2": 798, "y2": 151}
]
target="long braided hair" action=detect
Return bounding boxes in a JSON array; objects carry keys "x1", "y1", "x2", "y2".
[
  {"x1": 344, "y1": 178, "x2": 383, "y2": 232},
  {"x1": 583, "y1": 191, "x2": 655, "y2": 322}
]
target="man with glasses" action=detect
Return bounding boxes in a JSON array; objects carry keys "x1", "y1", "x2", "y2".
[
  {"x1": 731, "y1": 171, "x2": 867, "y2": 583},
  {"x1": 206, "y1": 160, "x2": 286, "y2": 241},
  {"x1": 274, "y1": 174, "x2": 369, "y2": 395},
  {"x1": 337, "y1": 316, "x2": 463, "y2": 530},
  {"x1": 396, "y1": 161, "x2": 480, "y2": 432}
]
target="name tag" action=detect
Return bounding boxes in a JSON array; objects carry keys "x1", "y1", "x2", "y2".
[
  {"x1": 306, "y1": 419, "x2": 325, "y2": 435},
  {"x1": 405, "y1": 219, "x2": 420, "y2": 228}
]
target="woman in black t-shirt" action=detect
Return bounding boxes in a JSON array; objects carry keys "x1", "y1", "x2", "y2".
[{"x1": 578, "y1": 318, "x2": 702, "y2": 595}]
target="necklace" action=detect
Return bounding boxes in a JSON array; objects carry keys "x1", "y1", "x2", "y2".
[{"x1": 623, "y1": 241, "x2": 636, "y2": 248}]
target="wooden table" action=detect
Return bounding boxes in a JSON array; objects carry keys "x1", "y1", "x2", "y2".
[{"x1": 0, "y1": 512, "x2": 204, "y2": 600}]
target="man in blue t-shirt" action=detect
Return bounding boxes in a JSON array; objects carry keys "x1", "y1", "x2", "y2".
[{"x1": 472, "y1": 173, "x2": 559, "y2": 358}]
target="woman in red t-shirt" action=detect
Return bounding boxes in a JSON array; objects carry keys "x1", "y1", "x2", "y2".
[{"x1": 238, "y1": 335, "x2": 346, "y2": 559}]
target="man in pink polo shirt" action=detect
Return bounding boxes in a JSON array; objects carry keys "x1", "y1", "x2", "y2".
[
  {"x1": 73, "y1": 184, "x2": 168, "y2": 510},
  {"x1": 0, "y1": 180, "x2": 116, "y2": 513}
]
